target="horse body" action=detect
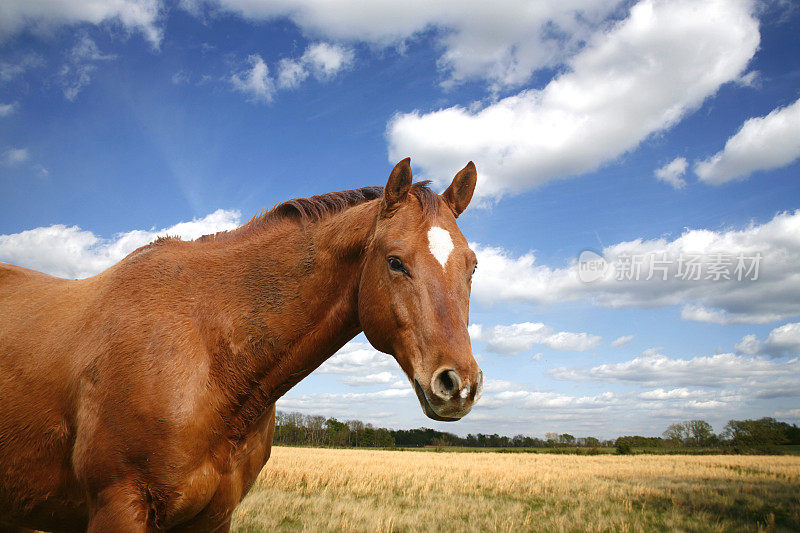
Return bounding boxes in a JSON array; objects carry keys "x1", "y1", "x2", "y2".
[{"x1": 0, "y1": 159, "x2": 481, "y2": 531}]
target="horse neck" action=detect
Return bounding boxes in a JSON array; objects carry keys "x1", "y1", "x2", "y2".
[{"x1": 196, "y1": 200, "x2": 379, "y2": 439}]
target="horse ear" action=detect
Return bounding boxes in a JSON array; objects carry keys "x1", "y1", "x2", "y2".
[
  {"x1": 383, "y1": 157, "x2": 413, "y2": 215},
  {"x1": 442, "y1": 161, "x2": 477, "y2": 218}
]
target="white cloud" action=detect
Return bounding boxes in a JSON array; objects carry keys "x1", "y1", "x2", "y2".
[
  {"x1": 0, "y1": 102, "x2": 17, "y2": 116},
  {"x1": 470, "y1": 244, "x2": 572, "y2": 304},
  {"x1": 302, "y1": 42, "x2": 353, "y2": 79},
  {"x1": 473, "y1": 322, "x2": 601, "y2": 355},
  {"x1": 230, "y1": 54, "x2": 274, "y2": 103},
  {"x1": 774, "y1": 408, "x2": 800, "y2": 420},
  {"x1": 0, "y1": 0, "x2": 161, "y2": 45},
  {"x1": 276, "y1": 42, "x2": 354, "y2": 89},
  {"x1": 479, "y1": 389, "x2": 617, "y2": 411},
  {"x1": 695, "y1": 96, "x2": 800, "y2": 184},
  {"x1": 735, "y1": 70, "x2": 760, "y2": 88},
  {"x1": 59, "y1": 34, "x2": 116, "y2": 101},
  {"x1": 482, "y1": 379, "x2": 524, "y2": 394},
  {"x1": 762, "y1": 322, "x2": 800, "y2": 357},
  {"x1": 388, "y1": 0, "x2": 759, "y2": 198},
  {"x1": 472, "y1": 210, "x2": 800, "y2": 324},
  {"x1": 234, "y1": 43, "x2": 353, "y2": 102},
  {"x1": 610, "y1": 335, "x2": 634, "y2": 347},
  {"x1": 735, "y1": 322, "x2": 800, "y2": 358},
  {"x1": 277, "y1": 384, "x2": 414, "y2": 426},
  {"x1": 639, "y1": 387, "x2": 693, "y2": 400},
  {"x1": 0, "y1": 53, "x2": 43, "y2": 82},
  {"x1": 307, "y1": 340, "x2": 407, "y2": 388},
  {"x1": 339, "y1": 371, "x2": 395, "y2": 386},
  {"x1": 279, "y1": 387, "x2": 413, "y2": 409},
  {"x1": 0, "y1": 209, "x2": 241, "y2": 279},
  {"x1": 317, "y1": 341, "x2": 395, "y2": 375},
  {"x1": 654, "y1": 157, "x2": 688, "y2": 189},
  {"x1": 550, "y1": 349, "x2": 800, "y2": 388},
  {"x1": 467, "y1": 323, "x2": 483, "y2": 340},
  {"x1": 192, "y1": 0, "x2": 622, "y2": 89},
  {"x1": 2, "y1": 147, "x2": 28, "y2": 166},
  {"x1": 734, "y1": 334, "x2": 761, "y2": 355},
  {"x1": 276, "y1": 58, "x2": 307, "y2": 89}
]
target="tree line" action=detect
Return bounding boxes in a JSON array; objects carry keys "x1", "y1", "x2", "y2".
[{"x1": 273, "y1": 411, "x2": 800, "y2": 451}]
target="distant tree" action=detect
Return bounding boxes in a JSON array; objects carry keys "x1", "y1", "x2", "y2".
[
  {"x1": 723, "y1": 417, "x2": 788, "y2": 447},
  {"x1": 374, "y1": 428, "x2": 395, "y2": 447},
  {"x1": 306, "y1": 415, "x2": 326, "y2": 446},
  {"x1": 545, "y1": 432, "x2": 559, "y2": 446},
  {"x1": 615, "y1": 439, "x2": 632, "y2": 455},
  {"x1": 559, "y1": 433, "x2": 576, "y2": 445},
  {"x1": 347, "y1": 419, "x2": 364, "y2": 433},
  {"x1": 431, "y1": 436, "x2": 451, "y2": 448},
  {"x1": 686, "y1": 420, "x2": 715, "y2": 446},
  {"x1": 782, "y1": 422, "x2": 800, "y2": 445},
  {"x1": 325, "y1": 418, "x2": 350, "y2": 446},
  {"x1": 663, "y1": 423, "x2": 688, "y2": 444},
  {"x1": 583, "y1": 436, "x2": 600, "y2": 447}
]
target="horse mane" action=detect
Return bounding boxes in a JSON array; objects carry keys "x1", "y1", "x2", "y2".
[{"x1": 194, "y1": 181, "x2": 439, "y2": 243}]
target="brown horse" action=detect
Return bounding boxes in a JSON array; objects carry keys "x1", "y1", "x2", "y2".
[{"x1": 0, "y1": 158, "x2": 482, "y2": 532}]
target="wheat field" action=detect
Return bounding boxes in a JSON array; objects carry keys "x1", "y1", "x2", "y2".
[{"x1": 230, "y1": 446, "x2": 800, "y2": 532}]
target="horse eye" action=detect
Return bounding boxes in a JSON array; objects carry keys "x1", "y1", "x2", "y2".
[
  {"x1": 472, "y1": 263, "x2": 478, "y2": 275},
  {"x1": 388, "y1": 257, "x2": 405, "y2": 272}
]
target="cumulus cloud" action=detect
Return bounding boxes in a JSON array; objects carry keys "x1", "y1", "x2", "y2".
[
  {"x1": 0, "y1": 0, "x2": 161, "y2": 45},
  {"x1": 774, "y1": 408, "x2": 800, "y2": 420},
  {"x1": 480, "y1": 390, "x2": 618, "y2": 411},
  {"x1": 654, "y1": 157, "x2": 688, "y2": 189},
  {"x1": 758, "y1": 323, "x2": 800, "y2": 357},
  {"x1": 695, "y1": 97, "x2": 800, "y2": 184},
  {"x1": 735, "y1": 322, "x2": 800, "y2": 358},
  {"x1": 230, "y1": 54, "x2": 274, "y2": 103},
  {"x1": 277, "y1": 42, "x2": 354, "y2": 89},
  {"x1": 388, "y1": 0, "x2": 759, "y2": 198},
  {"x1": 639, "y1": 387, "x2": 693, "y2": 400},
  {"x1": 232, "y1": 43, "x2": 354, "y2": 103},
  {"x1": 472, "y1": 210, "x2": 800, "y2": 324},
  {"x1": 278, "y1": 387, "x2": 413, "y2": 421},
  {"x1": 611, "y1": 335, "x2": 634, "y2": 348},
  {"x1": 317, "y1": 342, "x2": 393, "y2": 373},
  {"x1": 549, "y1": 349, "x2": 800, "y2": 388},
  {"x1": 473, "y1": 322, "x2": 601, "y2": 354},
  {"x1": 472, "y1": 379, "x2": 753, "y2": 433},
  {"x1": 339, "y1": 371, "x2": 395, "y2": 386},
  {"x1": 190, "y1": 0, "x2": 622, "y2": 89},
  {"x1": 301, "y1": 42, "x2": 354, "y2": 79},
  {"x1": 0, "y1": 209, "x2": 241, "y2": 278}
]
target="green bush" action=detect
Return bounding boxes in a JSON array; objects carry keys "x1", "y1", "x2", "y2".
[{"x1": 615, "y1": 440, "x2": 633, "y2": 455}]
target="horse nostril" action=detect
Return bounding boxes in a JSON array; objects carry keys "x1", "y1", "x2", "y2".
[{"x1": 432, "y1": 369, "x2": 461, "y2": 400}]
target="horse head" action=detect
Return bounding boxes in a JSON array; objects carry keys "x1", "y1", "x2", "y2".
[{"x1": 358, "y1": 158, "x2": 482, "y2": 421}]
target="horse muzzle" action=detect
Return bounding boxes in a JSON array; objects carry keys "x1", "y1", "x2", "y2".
[{"x1": 413, "y1": 369, "x2": 483, "y2": 422}]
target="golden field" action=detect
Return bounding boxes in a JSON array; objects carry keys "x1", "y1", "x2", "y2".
[{"x1": 231, "y1": 446, "x2": 800, "y2": 532}]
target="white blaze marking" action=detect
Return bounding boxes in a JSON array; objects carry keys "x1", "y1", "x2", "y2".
[
  {"x1": 460, "y1": 385, "x2": 469, "y2": 399},
  {"x1": 427, "y1": 226, "x2": 454, "y2": 269}
]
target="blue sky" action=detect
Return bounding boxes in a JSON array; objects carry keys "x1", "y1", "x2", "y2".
[{"x1": 1, "y1": 0, "x2": 799, "y2": 439}]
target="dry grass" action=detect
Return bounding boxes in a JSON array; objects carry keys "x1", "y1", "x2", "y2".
[{"x1": 230, "y1": 447, "x2": 800, "y2": 532}]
